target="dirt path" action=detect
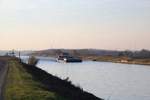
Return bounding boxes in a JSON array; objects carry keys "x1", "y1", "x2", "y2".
[{"x1": 0, "y1": 61, "x2": 8, "y2": 100}]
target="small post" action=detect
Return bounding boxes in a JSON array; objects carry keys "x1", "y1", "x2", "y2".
[{"x1": 19, "y1": 51, "x2": 21, "y2": 62}]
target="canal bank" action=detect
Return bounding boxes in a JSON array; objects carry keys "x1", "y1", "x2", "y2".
[{"x1": 4, "y1": 57, "x2": 102, "y2": 100}]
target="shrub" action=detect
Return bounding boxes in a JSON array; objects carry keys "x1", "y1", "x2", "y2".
[{"x1": 28, "y1": 56, "x2": 38, "y2": 66}]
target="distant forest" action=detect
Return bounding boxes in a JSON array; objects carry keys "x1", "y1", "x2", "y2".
[{"x1": 118, "y1": 49, "x2": 150, "y2": 59}]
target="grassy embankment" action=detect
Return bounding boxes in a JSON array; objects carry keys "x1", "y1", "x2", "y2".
[
  {"x1": 81, "y1": 55, "x2": 150, "y2": 65},
  {"x1": 5, "y1": 59, "x2": 67, "y2": 100},
  {"x1": 5, "y1": 58, "x2": 102, "y2": 100}
]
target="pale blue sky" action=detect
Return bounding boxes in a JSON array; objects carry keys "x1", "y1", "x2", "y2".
[{"x1": 0, "y1": 0, "x2": 150, "y2": 50}]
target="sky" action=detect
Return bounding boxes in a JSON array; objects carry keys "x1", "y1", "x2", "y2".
[{"x1": 0, "y1": 0, "x2": 150, "y2": 50}]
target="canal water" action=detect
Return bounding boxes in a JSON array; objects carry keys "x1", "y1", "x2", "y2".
[{"x1": 22, "y1": 56, "x2": 150, "y2": 100}]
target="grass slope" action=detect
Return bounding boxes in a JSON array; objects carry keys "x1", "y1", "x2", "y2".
[{"x1": 5, "y1": 60, "x2": 67, "y2": 100}]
